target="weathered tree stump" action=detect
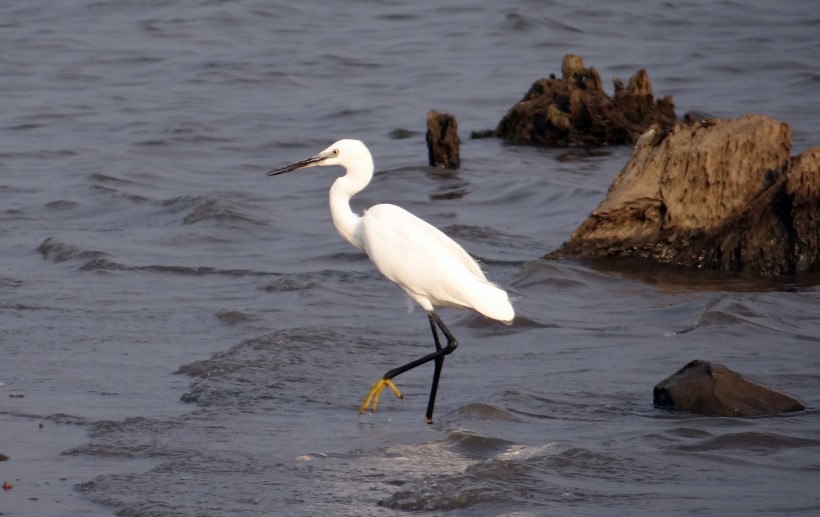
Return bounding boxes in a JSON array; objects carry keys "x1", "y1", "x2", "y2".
[
  {"x1": 547, "y1": 114, "x2": 820, "y2": 276},
  {"x1": 487, "y1": 54, "x2": 676, "y2": 146},
  {"x1": 654, "y1": 360, "x2": 805, "y2": 417},
  {"x1": 426, "y1": 110, "x2": 460, "y2": 169}
]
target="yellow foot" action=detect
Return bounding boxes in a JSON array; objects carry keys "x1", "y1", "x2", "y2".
[{"x1": 359, "y1": 378, "x2": 403, "y2": 415}]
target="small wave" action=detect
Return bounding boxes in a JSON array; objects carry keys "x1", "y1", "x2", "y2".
[
  {"x1": 161, "y1": 195, "x2": 266, "y2": 227},
  {"x1": 89, "y1": 173, "x2": 142, "y2": 187},
  {"x1": 175, "y1": 327, "x2": 382, "y2": 408},
  {"x1": 64, "y1": 440, "x2": 166, "y2": 459},
  {"x1": 44, "y1": 199, "x2": 79, "y2": 211},
  {"x1": 89, "y1": 173, "x2": 152, "y2": 203},
  {"x1": 501, "y1": 12, "x2": 582, "y2": 34},
  {"x1": 39, "y1": 237, "x2": 270, "y2": 276},
  {"x1": 182, "y1": 198, "x2": 264, "y2": 226},
  {"x1": 140, "y1": 264, "x2": 260, "y2": 276},
  {"x1": 322, "y1": 52, "x2": 382, "y2": 69},
  {"x1": 79, "y1": 257, "x2": 128, "y2": 271},
  {"x1": 673, "y1": 431, "x2": 820, "y2": 453},
  {"x1": 0, "y1": 277, "x2": 23, "y2": 289},
  {"x1": 214, "y1": 310, "x2": 257, "y2": 326},
  {"x1": 260, "y1": 276, "x2": 307, "y2": 292},
  {"x1": 451, "y1": 402, "x2": 521, "y2": 422},
  {"x1": 510, "y1": 259, "x2": 605, "y2": 291},
  {"x1": 444, "y1": 224, "x2": 537, "y2": 250},
  {"x1": 694, "y1": 296, "x2": 773, "y2": 332},
  {"x1": 79, "y1": 256, "x2": 262, "y2": 277},
  {"x1": 0, "y1": 149, "x2": 77, "y2": 160},
  {"x1": 446, "y1": 427, "x2": 514, "y2": 457},
  {"x1": 29, "y1": 413, "x2": 94, "y2": 427},
  {"x1": 381, "y1": 476, "x2": 509, "y2": 511},
  {"x1": 502, "y1": 11, "x2": 540, "y2": 32},
  {"x1": 38, "y1": 237, "x2": 108, "y2": 264},
  {"x1": 696, "y1": 309, "x2": 748, "y2": 328},
  {"x1": 8, "y1": 123, "x2": 43, "y2": 131},
  {"x1": 90, "y1": 184, "x2": 151, "y2": 203},
  {"x1": 382, "y1": 442, "x2": 636, "y2": 511},
  {"x1": 88, "y1": 416, "x2": 182, "y2": 438},
  {"x1": 159, "y1": 121, "x2": 232, "y2": 145}
]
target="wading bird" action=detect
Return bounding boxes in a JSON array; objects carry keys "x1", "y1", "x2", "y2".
[{"x1": 267, "y1": 139, "x2": 514, "y2": 423}]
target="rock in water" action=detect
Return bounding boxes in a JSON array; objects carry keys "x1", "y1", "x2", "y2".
[
  {"x1": 490, "y1": 54, "x2": 676, "y2": 146},
  {"x1": 426, "y1": 110, "x2": 460, "y2": 169},
  {"x1": 653, "y1": 360, "x2": 805, "y2": 417},
  {"x1": 788, "y1": 146, "x2": 820, "y2": 272},
  {"x1": 548, "y1": 114, "x2": 820, "y2": 276}
]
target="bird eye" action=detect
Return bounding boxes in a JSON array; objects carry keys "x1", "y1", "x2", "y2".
[{"x1": 332, "y1": 149, "x2": 339, "y2": 156}]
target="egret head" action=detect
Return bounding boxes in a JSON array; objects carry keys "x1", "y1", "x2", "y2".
[{"x1": 267, "y1": 139, "x2": 370, "y2": 176}]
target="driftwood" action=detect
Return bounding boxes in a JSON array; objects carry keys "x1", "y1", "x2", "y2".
[
  {"x1": 483, "y1": 54, "x2": 676, "y2": 146},
  {"x1": 548, "y1": 114, "x2": 820, "y2": 276},
  {"x1": 426, "y1": 110, "x2": 460, "y2": 169}
]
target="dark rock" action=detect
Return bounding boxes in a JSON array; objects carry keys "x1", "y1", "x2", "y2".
[
  {"x1": 425, "y1": 110, "x2": 460, "y2": 169},
  {"x1": 470, "y1": 129, "x2": 494, "y2": 139},
  {"x1": 547, "y1": 114, "x2": 820, "y2": 276},
  {"x1": 389, "y1": 128, "x2": 417, "y2": 140},
  {"x1": 653, "y1": 360, "x2": 805, "y2": 417},
  {"x1": 490, "y1": 54, "x2": 676, "y2": 146}
]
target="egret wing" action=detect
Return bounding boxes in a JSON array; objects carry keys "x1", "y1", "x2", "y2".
[{"x1": 361, "y1": 204, "x2": 505, "y2": 315}]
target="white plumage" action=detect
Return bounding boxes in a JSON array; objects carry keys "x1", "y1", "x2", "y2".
[
  {"x1": 362, "y1": 203, "x2": 513, "y2": 321},
  {"x1": 268, "y1": 139, "x2": 514, "y2": 423}
]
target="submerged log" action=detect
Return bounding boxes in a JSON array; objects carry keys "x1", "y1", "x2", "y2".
[
  {"x1": 426, "y1": 110, "x2": 460, "y2": 169},
  {"x1": 654, "y1": 360, "x2": 805, "y2": 417},
  {"x1": 488, "y1": 54, "x2": 676, "y2": 146},
  {"x1": 547, "y1": 114, "x2": 820, "y2": 276}
]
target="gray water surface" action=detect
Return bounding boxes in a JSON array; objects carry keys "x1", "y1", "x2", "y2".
[{"x1": 2, "y1": 1, "x2": 819, "y2": 515}]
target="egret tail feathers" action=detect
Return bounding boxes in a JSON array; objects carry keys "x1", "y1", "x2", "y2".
[{"x1": 468, "y1": 278, "x2": 515, "y2": 323}]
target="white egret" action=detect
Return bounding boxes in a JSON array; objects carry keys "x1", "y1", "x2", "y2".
[{"x1": 267, "y1": 139, "x2": 514, "y2": 423}]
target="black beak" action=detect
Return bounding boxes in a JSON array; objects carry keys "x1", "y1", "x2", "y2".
[{"x1": 266, "y1": 154, "x2": 326, "y2": 176}]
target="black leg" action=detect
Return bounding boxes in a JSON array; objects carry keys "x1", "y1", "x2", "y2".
[
  {"x1": 426, "y1": 315, "x2": 445, "y2": 424},
  {"x1": 376, "y1": 311, "x2": 458, "y2": 423}
]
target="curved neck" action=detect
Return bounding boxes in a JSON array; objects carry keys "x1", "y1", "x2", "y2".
[{"x1": 328, "y1": 157, "x2": 373, "y2": 251}]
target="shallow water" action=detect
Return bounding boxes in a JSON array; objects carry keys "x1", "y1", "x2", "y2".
[{"x1": 2, "y1": 0, "x2": 819, "y2": 515}]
